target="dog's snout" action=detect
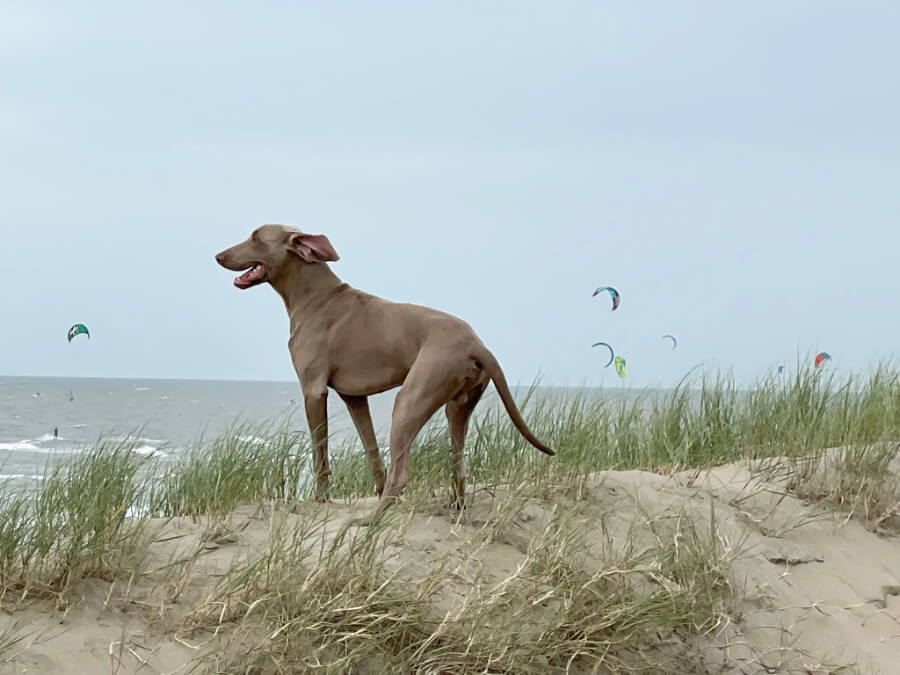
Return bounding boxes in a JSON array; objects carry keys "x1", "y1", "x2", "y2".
[{"x1": 216, "y1": 251, "x2": 227, "y2": 265}]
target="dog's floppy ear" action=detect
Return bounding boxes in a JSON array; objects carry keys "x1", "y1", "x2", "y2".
[{"x1": 287, "y1": 232, "x2": 340, "y2": 263}]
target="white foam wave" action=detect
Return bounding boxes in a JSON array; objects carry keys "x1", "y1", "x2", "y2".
[
  {"x1": 132, "y1": 445, "x2": 168, "y2": 458},
  {"x1": 109, "y1": 435, "x2": 164, "y2": 445},
  {"x1": 0, "y1": 442, "x2": 39, "y2": 452},
  {"x1": 0, "y1": 473, "x2": 43, "y2": 481},
  {"x1": 238, "y1": 435, "x2": 267, "y2": 446},
  {"x1": 135, "y1": 387, "x2": 151, "y2": 391},
  {"x1": 0, "y1": 441, "x2": 82, "y2": 455}
]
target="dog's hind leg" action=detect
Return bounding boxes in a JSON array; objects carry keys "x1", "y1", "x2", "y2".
[
  {"x1": 445, "y1": 378, "x2": 488, "y2": 509},
  {"x1": 339, "y1": 393, "x2": 386, "y2": 496},
  {"x1": 355, "y1": 350, "x2": 476, "y2": 525}
]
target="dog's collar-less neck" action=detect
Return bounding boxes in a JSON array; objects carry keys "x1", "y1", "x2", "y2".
[{"x1": 273, "y1": 262, "x2": 343, "y2": 315}]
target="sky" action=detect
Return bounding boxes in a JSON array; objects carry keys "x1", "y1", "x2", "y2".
[{"x1": 2, "y1": 1, "x2": 898, "y2": 388}]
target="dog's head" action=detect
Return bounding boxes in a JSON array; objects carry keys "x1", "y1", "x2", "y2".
[{"x1": 215, "y1": 224, "x2": 339, "y2": 289}]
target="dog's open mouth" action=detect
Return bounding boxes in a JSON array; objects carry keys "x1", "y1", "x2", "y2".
[{"x1": 234, "y1": 264, "x2": 268, "y2": 289}]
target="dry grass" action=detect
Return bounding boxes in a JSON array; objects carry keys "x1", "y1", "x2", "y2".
[
  {"x1": 0, "y1": 440, "x2": 153, "y2": 605},
  {"x1": 0, "y1": 361, "x2": 897, "y2": 669},
  {"x1": 177, "y1": 485, "x2": 744, "y2": 674}
]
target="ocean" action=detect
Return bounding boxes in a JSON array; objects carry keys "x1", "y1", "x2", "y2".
[
  {"x1": 0, "y1": 376, "x2": 405, "y2": 484},
  {"x1": 1, "y1": 376, "x2": 662, "y2": 486}
]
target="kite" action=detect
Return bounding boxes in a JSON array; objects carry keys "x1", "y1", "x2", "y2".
[
  {"x1": 614, "y1": 356, "x2": 626, "y2": 378},
  {"x1": 67, "y1": 324, "x2": 90, "y2": 343},
  {"x1": 814, "y1": 352, "x2": 831, "y2": 369},
  {"x1": 591, "y1": 342, "x2": 615, "y2": 367},
  {"x1": 777, "y1": 365, "x2": 785, "y2": 375},
  {"x1": 592, "y1": 286, "x2": 620, "y2": 311},
  {"x1": 661, "y1": 334, "x2": 677, "y2": 350}
]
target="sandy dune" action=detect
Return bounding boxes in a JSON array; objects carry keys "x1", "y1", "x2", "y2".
[{"x1": 2, "y1": 454, "x2": 899, "y2": 674}]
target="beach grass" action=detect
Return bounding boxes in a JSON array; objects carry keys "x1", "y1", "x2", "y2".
[
  {"x1": 321, "y1": 362, "x2": 900, "y2": 509},
  {"x1": 0, "y1": 362, "x2": 897, "y2": 668},
  {"x1": 182, "y1": 484, "x2": 743, "y2": 673},
  {"x1": 145, "y1": 421, "x2": 309, "y2": 520},
  {"x1": 0, "y1": 439, "x2": 152, "y2": 601}
]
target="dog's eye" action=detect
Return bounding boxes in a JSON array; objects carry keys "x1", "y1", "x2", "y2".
[{"x1": 251, "y1": 231, "x2": 260, "y2": 242}]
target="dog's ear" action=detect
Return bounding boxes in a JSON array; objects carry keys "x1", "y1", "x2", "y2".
[{"x1": 287, "y1": 233, "x2": 340, "y2": 263}]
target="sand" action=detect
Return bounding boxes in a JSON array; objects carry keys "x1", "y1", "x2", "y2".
[{"x1": 1, "y1": 453, "x2": 899, "y2": 674}]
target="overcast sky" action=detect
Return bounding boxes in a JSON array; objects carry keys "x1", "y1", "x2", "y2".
[{"x1": 3, "y1": 1, "x2": 898, "y2": 387}]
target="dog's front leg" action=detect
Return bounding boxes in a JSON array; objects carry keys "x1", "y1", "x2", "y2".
[{"x1": 303, "y1": 387, "x2": 331, "y2": 502}]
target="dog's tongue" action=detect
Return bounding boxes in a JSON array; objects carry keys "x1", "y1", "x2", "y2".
[{"x1": 234, "y1": 264, "x2": 266, "y2": 288}]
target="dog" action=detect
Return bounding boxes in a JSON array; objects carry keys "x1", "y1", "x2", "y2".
[{"x1": 216, "y1": 224, "x2": 553, "y2": 522}]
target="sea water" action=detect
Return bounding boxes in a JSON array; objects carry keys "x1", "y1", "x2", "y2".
[{"x1": 1, "y1": 375, "x2": 661, "y2": 485}]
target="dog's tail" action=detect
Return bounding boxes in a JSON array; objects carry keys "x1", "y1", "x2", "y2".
[{"x1": 478, "y1": 349, "x2": 555, "y2": 456}]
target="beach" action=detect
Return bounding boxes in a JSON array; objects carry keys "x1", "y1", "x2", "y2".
[
  {"x1": 6, "y1": 1, "x2": 899, "y2": 670},
  {"x1": 0, "y1": 456, "x2": 898, "y2": 673},
  {"x1": 0, "y1": 370, "x2": 897, "y2": 672}
]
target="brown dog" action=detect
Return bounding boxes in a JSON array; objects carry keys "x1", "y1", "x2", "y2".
[{"x1": 216, "y1": 224, "x2": 553, "y2": 522}]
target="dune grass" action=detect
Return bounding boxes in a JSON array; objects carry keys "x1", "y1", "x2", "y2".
[
  {"x1": 181, "y1": 482, "x2": 743, "y2": 673},
  {"x1": 2, "y1": 363, "x2": 898, "y2": 596},
  {"x1": 0, "y1": 363, "x2": 897, "y2": 668},
  {"x1": 0, "y1": 439, "x2": 152, "y2": 602},
  {"x1": 145, "y1": 421, "x2": 309, "y2": 520},
  {"x1": 319, "y1": 363, "x2": 900, "y2": 516}
]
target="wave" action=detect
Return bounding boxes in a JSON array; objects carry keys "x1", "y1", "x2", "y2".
[
  {"x1": 135, "y1": 387, "x2": 151, "y2": 392},
  {"x1": 33, "y1": 433, "x2": 64, "y2": 442},
  {"x1": 100, "y1": 435, "x2": 170, "y2": 457},
  {"x1": 0, "y1": 442, "x2": 40, "y2": 452},
  {"x1": 0, "y1": 442, "x2": 81, "y2": 455},
  {"x1": 132, "y1": 445, "x2": 168, "y2": 458},
  {"x1": 109, "y1": 435, "x2": 164, "y2": 445},
  {"x1": 1, "y1": 438, "x2": 169, "y2": 460},
  {"x1": 0, "y1": 473, "x2": 43, "y2": 481}
]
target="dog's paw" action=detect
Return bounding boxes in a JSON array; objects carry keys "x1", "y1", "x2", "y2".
[{"x1": 446, "y1": 494, "x2": 466, "y2": 511}]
